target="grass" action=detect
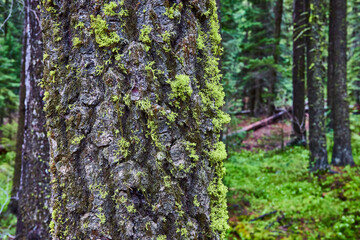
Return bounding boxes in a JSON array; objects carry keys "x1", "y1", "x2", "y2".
[{"x1": 224, "y1": 115, "x2": 360, "y2": 239}]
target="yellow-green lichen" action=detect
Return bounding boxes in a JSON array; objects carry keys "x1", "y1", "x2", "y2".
[
  {"x1": 185, "y1": 141, "x2": 199, "y2": 162},
  {"x1": 96, "y1": 212, "x2": 106, "y2": 224},
  {"x1": 208, "y1": 141, "x2": 229, "y2": 238},
  {"x1": 123, "y1": 93, "x2": 131, "y2": 106},
  {"x1": 164, "y1": 3, "x2": 182, "y2": 20},
  {"x1": 157, "y1": 235, "x2": 166, "y2": 240},
  {"x1": 95, "y1": 64, "x2": 104, "y2": 75},
  {"x1": 160, "y1": 31, "x2": 172, "y2": 52},
  {"x1": 139, "y1": 25, "x2": 152, "y2": 52},
  {"x1": 74, "y1": 21, "x2": 85, "y2": 29},
  {"x1": 49, "y1": 220, "x2": 55, "y2": 234},
  {"x1": 104, "y1": 1, "x2": 128, "y2": 19},
  {"x1": 168, "y1": 74, "x2": 193, "y2": 103},
  {"x1": 166, "y1": 111, "x2": 177, "y2": 124},
  {"x1": 117, "y1": 138, "x2": 130, "y2": 159},
  {"x1": 193, "y1": 195, "x2": 200, "y2": 207},
  {"x1": 126, "y1": 204, "x2": 137, "y2": 213},
  {"x1": 213, "y1": 112, "x2": 231, "y2": 132},
  {"x1": 136, "y1": 99, "x2": 152, "y2": 113},
  {"x1": 90, "y1": 14, "x2": 120, "y2": 48},
  {"x1": 71, "y1": 135, "x2": 84, "y2": 145},
  {"x1": 72, "y1": 37, "x2": 82, "y2": 48},
  {"x1": 103, "y1": 1, "x2": 118, "y2": 16}
]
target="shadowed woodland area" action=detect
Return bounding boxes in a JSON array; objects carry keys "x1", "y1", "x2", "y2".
[{"x1": 1, "y1": 0, "x2": 360, "y2": 239}]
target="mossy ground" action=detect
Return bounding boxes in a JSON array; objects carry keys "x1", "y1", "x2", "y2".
[
  {"x1": 224, "y1": 115, "x2": 360, "y2": 239},
  {"x1": 0, "y1": 152, "x2": 16, "y2": 239}
]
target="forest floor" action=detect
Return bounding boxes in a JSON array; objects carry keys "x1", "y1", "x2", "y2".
[{"x1": 224, "y1": 114, "x2": 360, "y2": 240}]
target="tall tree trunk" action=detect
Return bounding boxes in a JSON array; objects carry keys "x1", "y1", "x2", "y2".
[
  {"x1": 8, "y1": 7, "x2": 27, "y2": 215},
  {"x1": 328, "y1": 0, "x2": 354, "y2": 166},
  {"x1": 327, "y1": 0, "x2": 335, "y2": 128},
  {"x1": 41, "y1": 0, "x2": 230, "y2": 239},
  {"x1": 268, "y1": 0, "x2": 283, "y2": 116},
  {"x1": 306, "y1": 0, "x2": 329, "y2": 171},
  {"x1": 15, "y1": 0, "x2": 51, "y2": 239},
  {"x1": 292, "y1": 0, "x2": 306, "y2": 145}
]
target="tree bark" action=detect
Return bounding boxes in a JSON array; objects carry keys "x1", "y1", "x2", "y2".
[
  {"x1": 268, "y1": 0, "x2": 283, "y2": 116},
  {"x1": 306, "y1": 0, "x2": 329, "y2": 171},
  {"x1": 15, "y1": 0, "x2": 51, "y2": 239},
  {"x1": 327, "y1": 0, "x2": 335, "y2": 128},
  {"x1": 8, "y1": 8, "x2": 27, "y2": 215},
  {"x1": 328, "y1": 0, "x2": 354, "y2": 166},
  {"x1": 41, "y1": 0, "x2": 230, "y2": 239},
  {"x1": 292, "y1": 0, "x2": 306, "y2": 145}
]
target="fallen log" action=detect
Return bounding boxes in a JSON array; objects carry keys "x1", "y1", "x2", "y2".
[{"x1": 223, "y1": 110, "x2": 288, "y2": 140}]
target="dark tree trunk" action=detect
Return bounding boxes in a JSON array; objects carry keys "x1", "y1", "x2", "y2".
[
  {"x1": 291, "y1": 0, "x2": 307, "y2": 145},
  {"x1": 327, "y1": 0, "x2": 335, "y2": 128},
  {"x1": 328, "y1": 0, "x2": 354, "y2": 166},
  {"x1": 268, "y1": 0, "x2": 283, "y2": 116},
  {"x1": 306, "y1": 0, "x2": 329, "y2": 171},
  {"x1": 8, "y1": 11, "x2": 27, "y2": 215},
  {"x1": 41, "y1": 0, "x2": 229, "y2": 239},
  {"x1": 15, "y1": 0, "x2": 51, "y2": 239}
]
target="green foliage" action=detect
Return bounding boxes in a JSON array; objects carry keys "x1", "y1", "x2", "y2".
[
  {"x1": 347, "y1": 0, "x2": 360, "y2": 105},
  {"x1": 0, "y1": 149, "x2": 16, "y2": 239},
  {"x1": 0, "y1": 1, "x2": 22, "y2": 119},
  {"x1": 225, "y1": 127, "x2": 360, "y2": 240},
  {"x1": 221, "y1": 0, "x2": 293, "y2": 114},
  {"x1": 0, "y1": 122, "x2": 17, "y2": 152}
]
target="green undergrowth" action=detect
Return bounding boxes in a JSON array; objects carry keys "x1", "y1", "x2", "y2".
[
  {"x1": 225, "y1": 115, "x2": 360, "y2": 239},
  {"x1": 0, "y1": 152, "x2": 16, "y2": 239},
  {"x1": 0, "y1": 123, "x2": 17, "y2": 239}
]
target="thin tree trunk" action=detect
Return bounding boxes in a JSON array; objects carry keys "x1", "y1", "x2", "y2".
[
  {"x1": 41, "y1": 0, "x2": 230, "y2": 239},
  {"x1": 292, "y1": 0, "x2": 307, "y2": 145},
  {"x1": 8, "y1": 7, "x2": 27, "y2": 215},
  {"x1": 306, "y1": 0, "x2": 329, "y2": 171},
  {"x1": 15, "y1": 0, "x2": 51, "y2": 239},
  {"x1": 268, "y1": 0, "x2": 283, "y2": 116},
  {"x1": 327, "y1": 0, "x2": 335, "y2": 128},
  {"x1": 329, "y1": 0, "x2": 354, "y2": 166}
]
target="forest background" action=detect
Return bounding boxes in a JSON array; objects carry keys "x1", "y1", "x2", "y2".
[{"x1": 1, "y1": 0, "x2": 360, "y2": 239}]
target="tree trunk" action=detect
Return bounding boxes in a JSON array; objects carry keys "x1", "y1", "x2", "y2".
[
  {"x1": 328, "y1": 0, "x2": 354, "y2": 166},
  {"x1": 268, "y1": 0, "x2": 283, "y2": 116},
  {"x1": 306, "y1": 0, "x2": 329, "y2": 171},
  {"x1": 291, "y1": 0, "x2": 306, "y2": 145},
  {"x1": 327, "y1": 0, "x2": 335, "y2": 128},
  {"x1": 41, "y1": 0, "x2": 230, "y2": 239},
  {"x1": 8, "y1": 9, "x2": 27, "y2": 215},
  {"x1": 15, "y1": 0, "x2": 51, "y2": 239}
]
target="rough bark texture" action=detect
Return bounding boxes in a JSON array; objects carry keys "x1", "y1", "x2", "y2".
[
  {"x1": 292, "y1": 0, "x2": 306, "y2": 145},
  {"x1": 306, "y1": 0, "x2": 329, "y2": 171},
  {"x1": 328, "y1": 0, "x2": 354, "y2": 166},
  {"x1": 15, "y1": 0, "x2": 51, "y2": 239},
  {"x1": 327, "y1": 0, "x2": 334, "y2": 128},
  {"x1": 41, "y1": 0, "x2": 229, "y2": 239},
  {"x1": 8, "y1": 13, "x2": 27, "y2": 215},
  {"x1": 268, "y1": 0, "x2": 283, "y2": 116}
]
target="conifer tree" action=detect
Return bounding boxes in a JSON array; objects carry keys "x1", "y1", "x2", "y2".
[{"x1": 40, "y1": 0, "x2": 230, "y2": 239}]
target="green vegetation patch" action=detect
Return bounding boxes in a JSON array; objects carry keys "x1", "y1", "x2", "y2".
[{"x1": 225, "y1": 140, "x2": 360, "y2": 239}]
